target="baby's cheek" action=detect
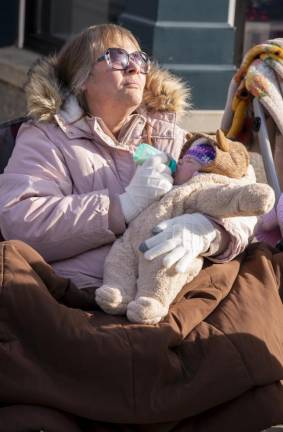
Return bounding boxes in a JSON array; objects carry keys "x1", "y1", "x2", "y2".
[{"x1": 174, "y1": 165, "x2": 187, "y2": 185}]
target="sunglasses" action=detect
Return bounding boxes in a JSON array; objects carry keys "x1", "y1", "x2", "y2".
[{"x1": 95, "y1": 47, "x2": 151, "y2": 74}]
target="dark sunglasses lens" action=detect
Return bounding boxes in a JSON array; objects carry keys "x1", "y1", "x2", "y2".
[
  {"x1": 131, "y1": 52, "x2": 150, "y2": 73},
  {"x1": 108, "y1": 48, "x2": 128, "y2": 70},
  {"x1": 107, "y1": 48, "x2": 150, "y2": 73}
]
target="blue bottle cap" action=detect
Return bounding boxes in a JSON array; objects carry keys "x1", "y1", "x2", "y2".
[{"x1": 168, "y1": 158, "x2": 177, "y2": 174}]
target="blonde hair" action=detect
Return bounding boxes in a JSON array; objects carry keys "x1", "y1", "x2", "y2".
[{"x1": 56, "y1": 24, "x2": 141, "y2": 110}]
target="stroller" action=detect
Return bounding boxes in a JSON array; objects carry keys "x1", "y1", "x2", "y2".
[
  {"x1": 222, "y1": 39, "x2": 283, "y2": 246},
  {"x1": 221, "y1": 38, "x2": 283, "y2": 244}
]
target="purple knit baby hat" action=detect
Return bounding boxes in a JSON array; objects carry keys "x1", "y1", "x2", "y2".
[{"x1": 184, "y1": 141, "x2": 216, "y2": 165}]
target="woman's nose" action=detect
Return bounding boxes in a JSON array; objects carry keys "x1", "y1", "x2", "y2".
[{"x1": 126, "y1": 59, "x2": 141, "y2": 74}]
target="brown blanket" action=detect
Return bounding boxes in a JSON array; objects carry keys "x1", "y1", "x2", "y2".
[{"x1": 0, "y1": 240, "x2": 282, "y2": 432}]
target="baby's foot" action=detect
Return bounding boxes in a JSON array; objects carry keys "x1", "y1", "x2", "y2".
[
  {"x1": 95, "y1": 285, "x2": 132, "y2": 315},
  {"x1": 127, "y1": 297, "x2": 168, "y2": 324}
]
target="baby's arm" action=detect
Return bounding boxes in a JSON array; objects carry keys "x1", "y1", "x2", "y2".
[{"x1": 186, "y1": 183, "x2": 275, "y2": 219}]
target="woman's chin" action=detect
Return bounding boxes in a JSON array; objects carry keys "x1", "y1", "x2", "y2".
[{"x1": 121, "y1": 93, "x2": 143, "y2": 110}]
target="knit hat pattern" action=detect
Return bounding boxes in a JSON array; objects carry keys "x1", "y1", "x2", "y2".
[
  {"x1": 182, "y1": 129, "x2": 250, "y2": 179},
  {"x1": 184, "y1": 139, "x2": 216, "y2": 165}
]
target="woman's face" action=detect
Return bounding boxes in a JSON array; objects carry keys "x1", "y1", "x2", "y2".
[{"x1": 84, "y1": 39, "x2": 147, "y2": 116}]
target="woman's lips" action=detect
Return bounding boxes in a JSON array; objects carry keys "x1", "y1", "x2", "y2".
[{"x1": 124, "y1": 81, "x2": 140, "y2": 88}]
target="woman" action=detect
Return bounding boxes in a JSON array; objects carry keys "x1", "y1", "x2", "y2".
[
  {"x1": 0, "y1": 23, "x2": 256, "y2": 290},
  {"x1": 0, "y1": 24, "x2": 282, "y2": 432}
]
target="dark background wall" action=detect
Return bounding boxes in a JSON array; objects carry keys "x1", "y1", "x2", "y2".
[
  {"x1": 120, "y1": 0, "x2": 245, "y2": 109},
  {"x1": 0, "y1": 0, "x2": 245, "y2": 112},
  {"x1": 0, "y1": 1, "x2": 19, "y2": 47}
]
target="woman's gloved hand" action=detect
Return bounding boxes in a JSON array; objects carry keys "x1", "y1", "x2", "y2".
[
  {"x1": 139, "y1": 213, "x2": 217, "y2": 273},
  {"x1": 119, "y1": 153, "x2": 173, "y2": 223}
]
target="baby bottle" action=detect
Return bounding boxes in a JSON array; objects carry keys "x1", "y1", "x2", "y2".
[{"x1": 133, "y1": 143, "x2": 177, "y2": 174}]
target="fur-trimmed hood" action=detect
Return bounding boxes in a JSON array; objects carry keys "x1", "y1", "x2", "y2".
[{"x1": 25, "y1": 56, "x2": 190, "y2": 123}]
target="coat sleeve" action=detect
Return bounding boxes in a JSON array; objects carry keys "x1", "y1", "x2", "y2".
[
  {"x1": 0, "y1": 123, "x2": 119, "y2": 261},
  {"x1": 207, "y1": 215, "x2": 258, "y2": 262},
  {"x1": 188, "y1": 183, "x2": 275, "y2": 218}
]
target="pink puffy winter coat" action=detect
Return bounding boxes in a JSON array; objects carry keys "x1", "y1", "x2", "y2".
[{"x1": 0, "y1": 60, "x2": 257, "y2": 289}]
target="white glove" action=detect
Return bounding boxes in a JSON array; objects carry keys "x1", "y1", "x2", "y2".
[
  {"x1": 139, "y1": 213, "x2": 217, "y2": 273},
  {"x1": 119, "y1": 153, "x2": 173, "y2": 223}
]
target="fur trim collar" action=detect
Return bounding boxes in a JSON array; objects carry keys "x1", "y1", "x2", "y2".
[{"x1": 25, "y1": 57, "x2": 190, "y2": 123}]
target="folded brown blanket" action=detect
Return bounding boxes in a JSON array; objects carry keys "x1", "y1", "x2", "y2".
[{"x1": 0, "y1": 240, "x2": 282, "y2": 432}]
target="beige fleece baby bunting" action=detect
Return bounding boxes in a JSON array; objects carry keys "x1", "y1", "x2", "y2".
[{"x1": 96, "y1": 169, "x2": 274, "y2": 324}]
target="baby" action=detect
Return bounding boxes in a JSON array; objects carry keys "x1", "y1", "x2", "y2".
[{"x1": 96, "y1": 130, "x2": 275, "y2": 324}]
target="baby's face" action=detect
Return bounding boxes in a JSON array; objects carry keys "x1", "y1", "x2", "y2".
[{"x1": 174, "y1": 156, "x2": 202, "y2": 185}]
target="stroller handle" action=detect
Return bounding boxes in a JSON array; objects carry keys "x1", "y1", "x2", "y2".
[{"x1": 253, "y1": 98, "x2": 281, "y2": 203}]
